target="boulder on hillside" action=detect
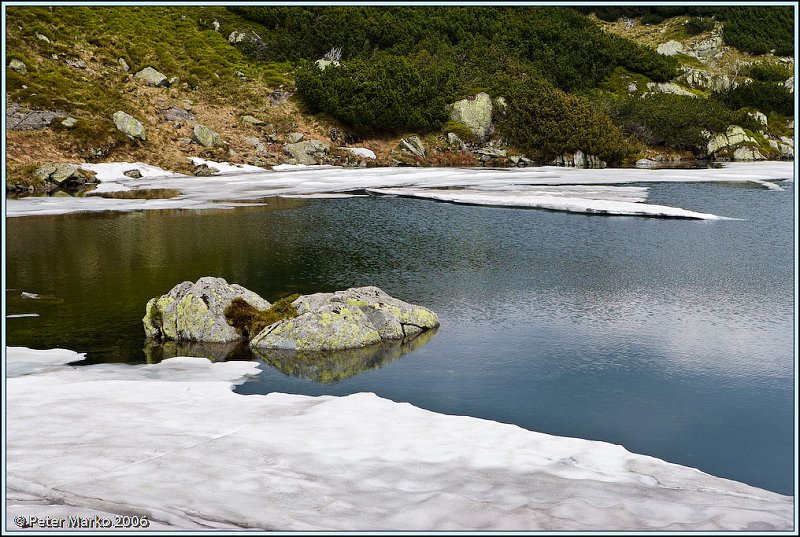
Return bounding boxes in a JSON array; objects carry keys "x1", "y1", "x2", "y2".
[
  {"x1": 644, "y1": 82, "x2": 697, "y2": 98},
  {"x1": 7, "y1": 103, "x2": 60, "y2": 131},
  {"x1": 448, "y1": 93, "x2": 494, "y2": 142},
  {"x1": 656, "y1": 40, "x2": 683, "y2": 56},
  {"x1": 283, "y1": 140, "x2": 330, "y2": 165},
  {"x1": 399, "y1": 136, "x2": 426, "y2": 158},
  {"x1": 143, "y1": 277, "x2": 271, "y2": 343},
  {"x1": 250, "y1": 286, "x2": 439, "y2": 352},
  {"x1": 33, "y1": 164, "x2": 98, "y2": 186},
  {"x1": 112, "y1": 111, "x2": 146, "y2": 141},
  {"x1": 8, "y1": 58, "x2": 27, "y2": 73},
  {"x1": 706, "y1": 125, "x2": 757, "y2": 156},
  {"x1": 134, "y1": 66, "x2": 169, "y2": 87},
  {"x1": 192, "y1": 124, "x2": 222, "y2": 147}
]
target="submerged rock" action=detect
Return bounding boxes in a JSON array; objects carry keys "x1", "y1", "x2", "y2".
[
  {"x1": 143, "y1": 277, "x2": 271, "y2": 343},
  {"x1": 250, "y1": 286, "x2": 439, "y2": 352}
]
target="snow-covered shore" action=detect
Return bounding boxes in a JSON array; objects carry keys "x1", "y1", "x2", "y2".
[
  {"x1": 6, "y1": 161, "x2": 793, "y2": 219},
  {"x1": 5, "y1": 347, "x2": 794, "y2": 531}
]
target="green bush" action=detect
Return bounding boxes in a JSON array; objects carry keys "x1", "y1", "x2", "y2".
[
  {"x1": 714, "y1": 81, "x2": 794, "y2": 117},
  {"x1": 295, "y1": 52, "x2": 457, "y2": 134},
  {"x1": 224, "y1": 294, "x2": 301, "y2": 339},
  {"x1": 743, "y1": 62, "x2": 794, "y2": 83},
  {"x1": 497, "y1": 77, "x2": 634, "y2": 164},
  {"x1": 610, "y1": 94, "x2": 753, "y2": 151},
  {"x1": 684, "y1": 17, "x2": 715, "y2": 36}
]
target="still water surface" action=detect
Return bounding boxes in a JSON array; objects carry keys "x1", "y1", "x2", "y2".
[{"x1": 6, "y1": 181, "x2": 795, "y2": 495}]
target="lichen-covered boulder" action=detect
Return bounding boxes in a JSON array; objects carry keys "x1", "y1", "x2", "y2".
[
  {"x1": 192, "y1": 124, "x2": 222, "y2": 148},
  {"x1": 284, "y1": 139, "x2": 330, "y2": 165},
  {"x1": 399, "y1": 136, "x2": 426, "y2": 158},
  {"x1": 143, "y1": 277, "x2": 271, "y2": 343},
  {"x1": 250, "y1": 286, "x2": 439, "y2": 351},
  {"x1": 448, "y1": 93, "x2": 493, "y2": 142},
  {"x1": 112, "y1": 111, "x2": 146, "y2": 141},
  {"x1": 134, "y1": 66, "x2": 169, "y2": 87}
]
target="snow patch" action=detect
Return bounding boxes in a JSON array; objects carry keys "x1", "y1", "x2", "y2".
[
  {"x1": 5, "y1": 347, "x2": 793, "y2": 531},
  {"x1": 343, "y1": 147, "x2": 377, "y2": 159}
]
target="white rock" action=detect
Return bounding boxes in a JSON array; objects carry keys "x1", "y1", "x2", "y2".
[{"x1": 656, "y1": 40, "x2": 683, "y2": 56}]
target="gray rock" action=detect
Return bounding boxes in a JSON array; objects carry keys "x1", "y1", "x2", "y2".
[
  {"x1": 112, "y1": 111, "x2": 146, "y2": 141},
  {"x1": 250, "y1": 286, "x2": 439, "y2": 352},
  {"x1": 241, "y1": 114, "x2": 265, "y2": 125},
  {"x1": 66, "y1": 58, "x2": 86, "y2": 69},
  {"x1": 36, "y1": 33, "x2": 50, "y2": 43},
  {"x1": 123, "y1": 169, "x2": 142, "y2": 179},
  {"x1": 314, "y1": 59, "x2": 340, "y2": 70},
  {"x1": 60, "y1": 117, "x2": 77, "y2": 128},
  {"x1": 33, "y1": 164, "x2": 98, "y2": 186},
  {"x1": 286, "y1": 132, "x2": 304, "y2": 143},
  {"x1": 134, "y1": 66, "x2": 169, "y2": 87},
  {"x1": 8, "y1": 59, "x2": 27, "y2": 73},
  {"x1": 159, "y1": 106, "x2": 195, "y2": 124},
  {"x1": 733, "y1": 146, "x2": 766, "y2": 161},
  {"x1": 476, "y1": 147, "x2": 507, "y2": 158},
  {"x1": 785, "y1": 77, "x2": 794, "y2": 93},
  {"x1": 707, "y1": 125, "x2": 755, "y2": 155},
  {"x1": 689, "y1": 35, "x2": 724, "y2": 61},
  {"x1": 448, "y1": 92, "x2": 494, "y2": 142},
  {"x1": 447, "y1": 132, "x2": 467, "y2": 151},
  {"x1": 656, "y1": 40, "x2": 683, "y2": 56},
  {"x1": 636, "y1": 158, "x2": 658, "y2": 168},
  {"x1": 193, "y1": 164, "x2": 220, "y2": 176},
  {"x1": 627, "y1": 82, "x2": 638, "y2": 93},
  {"x1": 6, "y1": 103, "x2": 60, "y2": 131},
  {"x1": 767, "y1": 139, "x2": 794, "y2": 159},
  {"x1": 192, "y1": 124, "x2": 222, "y2": 147},
  {"x1": 399, "y1": 136, "x2": 426, "y2": 158},
  {"x1": 645, "y1": 82, "x2": 697, "y2": 98},
  {"x1": 679, "y1": 68, "x2": 735, "y2": 92},
  {"x1": 269, "y1": 87, "x2": 290, "y2": 107},
  {"x1": 143, "y1": 277, "x2": 271, "y2": 343},
  {"x1": 118, "y1": 58, "x2": 130, "y2": 72},
  {"x1": 283, "y1": 140, "x2": 330, "y2": 165},
  {"x1": 748, "y1": 111, "x2": 768, "y2": 128}
]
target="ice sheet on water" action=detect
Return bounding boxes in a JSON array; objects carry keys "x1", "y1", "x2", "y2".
[
  {"x1": 5, "y1": 347, "x2": 793, "y2": 531},
  {"x1": 6, "y1": 161, "x2": 792, "y2": 219}
]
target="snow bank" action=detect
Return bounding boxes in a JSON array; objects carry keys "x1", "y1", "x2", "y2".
[
  {"x1": 343, "y1": 147, "x2": 377, "y2": 159},
  {"x1": 6, "y1": 161, "x2": 793, "y2": 219},
  {"x1": 5, "y1": 347, "x2": 793, "y2": 531}
]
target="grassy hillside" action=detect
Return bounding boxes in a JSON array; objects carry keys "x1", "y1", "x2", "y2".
[{"x1": 5, "y1": 6, "x2": 795, "y2": 190}]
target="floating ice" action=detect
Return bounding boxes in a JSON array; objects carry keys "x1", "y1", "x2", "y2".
[
  {"x1": 5, "y1": 347, "x2": 793, "y2": 531},
  {"x1": 6, "y1": 314, "x2": 39, "y2": 319},
  {"x1": 6, "y1": 161, "x2": 793, "y2": 219}
]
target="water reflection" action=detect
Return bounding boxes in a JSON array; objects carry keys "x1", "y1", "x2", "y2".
[
  {"x1": 252, "y1": 329, "x2": 438, "y2": 383},
  {"x1": 143, "y1": 339, "x2": 252, "y2": 363}
]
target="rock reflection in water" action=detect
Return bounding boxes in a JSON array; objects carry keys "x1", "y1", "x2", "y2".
[
  {"x1": 252, "y1": 328, "x2": 438, "y2": 383},
  {"x1": 143, "y1": 339, "x2": 253, "y2": 364}
]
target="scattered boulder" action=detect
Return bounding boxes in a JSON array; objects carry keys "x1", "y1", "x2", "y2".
[
  {"x1": 748, "y1": 111, "x2": 768, "y2": 129},
  {"x1": 656, "y1": 40, "x2": 683, "y2": 56},
  {"x1": 283, "y1": 140, "x2": 330, "y2": 165},
  {"x1": 123, "y1": 169, "x2": 142, "y2": 179},
  {"x1": 733, "y1": 146, "x2": 766, "y2": 161},
  {"x1": 767, "y1": 138, "x2": 794, "y2": 159},
  {"x1": 645, "y1": 82, "x2": 697, "y2": 98},
  {"x1": 7, "y1": 103, "x2": 60, "y2": 131},
  {"x1": 36, "y1": 33, "x2": 50, "y2": 43},
  {"x1": 33, "y1": 164, "x2": 98, "y2": 186},
  {"x1": 159, "y1": 106, "x2": 195, "y2": 125},
  {"x1": 8, "y1": 58, "x2": 27, "y2": 73},
  {"x1": 192, "y1": 124, "x2": 222, "y2": 147},
  {"x1": 286, "y1": 132, "x2": 304, "y2": 143},
  {"x1": 706, "y1": 125, "x2": 756, "y2": 155},
  {"x1": 688, "y1": 35, "x2": 724, "y2": 61},
  {"x1": 241, "y1": 114, "x2": 265, "y2": 125},
  {"x1": 785, "y1": 77, "x2": 794, "y2": 93},
  {"x1": 243, "y1": 136, "x2": 268, "y2": 156},
  {"x1": 269, "y1": 87, "x2": 290, "y2": 107},
  {"x1": 679, "y1": 68, "x2": 735, "y2": 92},
  {"x1": 134, "y1": 66, "x2": 169, "y2": 87},
  {"x1": 448, "y1": 92, "x2": 494, "y2": 142},
  {"x1": 193, "y1": 163, "x2": 220, "y2": 176},
  {"x1": 250, "y1": 286, "x2": 439, "y2": 352},
  {"x1": 315, "y1": 59, "x2": 340, "y2": 70},
  {"x1": 447, "y1": 132, "x2": 468, "y2": 151},
  {"x1": 60, "y1": 117, "x2": 77, "y2": 128},
  {"x1": 112, "y1": 111, "x2": 146, "y2": 141},
  {"x1": 509, "y1": 155, "x2": 533, "y2": 167},
  {"x1": 143, "y1": 277, "x2": 271, "y2": 343},
  {"x1": 118, "y1": 58, "x2": 130, "y2": 72},
  {"x1": 400, "y1": 136, "x2": 426, "y2": 158},
  {"x1": 66, "y1": 58, "x2": 86, "y2": 69}
]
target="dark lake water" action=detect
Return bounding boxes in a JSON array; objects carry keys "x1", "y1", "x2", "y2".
[{"x1": 5, "y1": 180, "x2": 795, "y2": 495}]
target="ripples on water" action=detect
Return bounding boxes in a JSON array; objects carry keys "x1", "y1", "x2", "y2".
[{"x1": 5, "y1": 181, "x2": 794, "y2": 495}]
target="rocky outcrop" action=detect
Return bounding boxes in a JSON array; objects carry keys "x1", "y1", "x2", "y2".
[
  {"x1": 732, "y1": 146, "x2": 766, "y2": 161},
  {"x1": 134, "y1": 66, "x2": 169, "y2": 87},
  {"x1": 551, "y1": 151, "x2": 606, "y2": 168},
  {"x1": 192, "y1": 124, "x2": 222, "y2": 147},
  {"x1": 7, "y1": 103, "x2": 61, "y2": 131},
  {"x1": 286, "y1": 132, "x2": 304, "y2": 143},
  {"x1": 767, "y1": 138, "x2": 794, "y2": 159},
  {"x1": 656, "y1": 40, "x2": 683, "y2": 56},
  {"x1": 448, "y1": 93, "x2": 494, "y2": 142},
  {"x1": 143, "y1": 277, "x2": 271, "y2": 343},
  {"x1": 193, "y1": 163, "x2": 219, "y2": 176},
  {"x1": 250, "y1": 286, "x2": 439, "y2": 352},
  {"x1": 284, "y1": 139, "x2": 330, "y2": 165},
  {"x1": 33, "y1": 164, "x2": 98, "y2": 187},
  {"x1": 8, "y1": 58, "x2": 27, "y2": 73},
  {"x1": 645, "y1": 82, "x2": 697, "y2": 98},
  {"x1": 399, "y1": 136, "x2": 426, "y2": 158},
  {"x1": 112, "y1": 111, "x2": 146, "y2": 141},
  {"x1": 688, "y1": 35, "x2": 724, "y2": 61},
  {"x1": 706, "y1": 125, "x2": 758, "y2": 156},
  {"x1": 678, "y1": 68, "x2": 735, "y2": 92},
  {"x1": 785, "y1": 77, "x2": 794, "y2": 93}
]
